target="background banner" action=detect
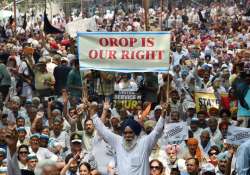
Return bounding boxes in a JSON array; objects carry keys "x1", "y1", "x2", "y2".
[
  {"x1": 195, "y1": 91, "x2": 220, "y2": 112},
  {"x1": 162, "y1": 122, "x2": 188, "y2": 144},
  {"x1": 226, "y1": 126, "x2": 250, "y2": 145},
  {"x1": 113, "y1": 91, "x2": 142, "y2": 110},
  {"x1": 77, "y1": 32, "x2": 170, "y2": 72}
]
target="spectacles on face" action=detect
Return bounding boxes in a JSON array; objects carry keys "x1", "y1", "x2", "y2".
[
  {"x1": 150, "y1": 166, "x2": 161, "y2": 170},
  {"x1": 209, "y1": 151, "x2": 218, "y2": 156},
  {"x1": 19, "y1": 151, "x2": 28, "y2": 155},
  {"x1": 203, "y1": 172, "x2": 216, "y2": 175}
]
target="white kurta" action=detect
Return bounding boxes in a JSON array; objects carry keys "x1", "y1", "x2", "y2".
[
  {"x1": 236, "y1": 139, "x2": 250, "y2": 175},
  {"x1": 7, "y1": 149, "x2": 21, "y2": 175},
  {"x1": 29, "y1": 147, "x2": 58, "y2": 161},
  {"x1": 92, "y1": 114, "x2": 165, "y2": 175}
]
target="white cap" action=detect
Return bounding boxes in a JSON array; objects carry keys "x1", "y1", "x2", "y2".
[
  {"x1": 201, "y1": 163, "x2": 215, "y2": 173},
  {"x1": 154, "y1": 105, "x2": 162, "y2": 111}
]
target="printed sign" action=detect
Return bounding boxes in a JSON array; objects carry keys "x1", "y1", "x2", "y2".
[
  {"x1": 78, "y1": 32, "x2": 170, "y2": 72},
  {"x1": 162, "y1": 122, "x2": 189, "y2": 144},
  {"x1": 195, "y1": 91, "x2": 220, "y2": 112},
  {"x1": 226, "y1": 126, "x2": 250, "y2": 145},
  {"x1": 113, "y1": 91, "x2": 141, "y2": 110}
]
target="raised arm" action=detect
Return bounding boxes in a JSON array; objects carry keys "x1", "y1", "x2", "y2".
[
  {"x1": 60, "y1": 153, "x2": 79, "y2": 175},
  {"x1": 225, "y1": 146, "x2": 236, "y2": 175},
  {"x1": 89, "y1": 101, "x2": 121, "y2": 149},
  {"x1": 146, "y1": 103, "x2": 167, "y2": 151},
  {"x1": 31, "y1": 111, "x2": 44, "y2": 133},
  {"x1": 0, "y1": 124, "x2": 21, "y2": 175}
]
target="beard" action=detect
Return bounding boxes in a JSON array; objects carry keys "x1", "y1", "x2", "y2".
[
  {"x1": 122, "y1": 137, "x2": 138, "y2": 151},
  {"x1": 201, "y1": 141, "x2": 208, "y2": 148}
]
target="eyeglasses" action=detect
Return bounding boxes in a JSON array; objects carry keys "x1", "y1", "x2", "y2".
[
  {"x1": 19, "y1": 151, "x2": 28, "y2": 154},
  {"x1": 209, "y1": 152, "x2": 218, "y2": 156},
  {"x1": 203, "y1": 172, "x2": 216, "y2": 175},
  {"x1": 150, "y1": 166, "x2": 161, "y2": 170}
]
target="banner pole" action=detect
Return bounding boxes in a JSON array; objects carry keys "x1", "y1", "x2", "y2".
[
  {"x1": 143, "y1": 0, "x2": 149, "y2": 31},
  {"x1": 166, "y1": 53, "x2": 171, "y2": 105},
  {"x1": 166, "y1": 68, "x2": 170, "y2": 104},
  {"x1": 160, "y1": 0, "x2": 163, "y2": 31},
  {"x1": 13, "y1": 0, "x2": 17, "y2": 33}
]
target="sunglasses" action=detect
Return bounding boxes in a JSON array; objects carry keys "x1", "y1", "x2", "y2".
[
  {"x1": 209, "y1": 152, "x2": 218, "y2": 156},
  {"x1": 203, "y1": 172, "x2": 216, "y2": 175},
  {"x1": 150, "y1": 166, "x2": 161, "y2": 170},
  {"x1": 19, "y1": 151, "x2": 28, "y2": 154}
]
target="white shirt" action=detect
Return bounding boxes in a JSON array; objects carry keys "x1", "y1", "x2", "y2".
[
  {"x1": 46, "y1": 62, "x2": 57, "y2": 74},
  {"x1": 172, "y1": 50, "x2": 188, "y2": 67},
  {"x1": 206, "y1": 128, "x2": 223, "y2": 147},
  {"x1": 92, "y1": 134, "x2": 114, "y2": 174},
  {"x1": 29, "y1": 147, "x2": 57, "y2": 161},
  {"x1": 7, "y1": 149, "x2": 21, "y2": 175},
  {"x1": 50, "y1": 131, "x2": 70, "y2": 150},
  {"x1": 236, "y1": 139, "x2": 250, "y2": 175},
  {"x1": 93, "y1": 114, "x2": 165, "y2": 175}
]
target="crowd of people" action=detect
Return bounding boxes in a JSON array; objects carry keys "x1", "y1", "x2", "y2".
[{"x1": 0, "y1": 1, "x2": 250, "y2": 175}]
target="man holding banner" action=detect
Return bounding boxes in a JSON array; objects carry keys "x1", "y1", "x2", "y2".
[
  {"x1": 1, "y1": 1, "x2": 250, "y2": 175},
  {"x1": 89, "y1": 100, "x2": 168, "y2": 175}
]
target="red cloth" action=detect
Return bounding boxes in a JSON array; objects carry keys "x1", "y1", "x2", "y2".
[
  {"x1": 61, "y1": 39, "x2": 70, "y2": 46},
  {"x1": 221, "y1": 95, "x2": 230, "y2": 110},
  {"x1": 50, "y1": 41, "x2": 59, "y2": 49}
]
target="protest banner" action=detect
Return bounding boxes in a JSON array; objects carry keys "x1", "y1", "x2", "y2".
[
  {"x1": 66, "y1": 17, "x2": 97, "y2": 37},
  {"x1": 194, "y1": 91, "x2": 220, "y2": 112},
  {"x1": 226, "y1": 126, "x2": 250, "y2": 145},
  {"x1": 162, "y1": 122, "x2": 188, "y2": 144},
  {"x1": 113, "y1": 91, "x2": 141, "y2": 110},
  {"x1": 77, "y1": 32, "x2": 170, "y2": 72}
]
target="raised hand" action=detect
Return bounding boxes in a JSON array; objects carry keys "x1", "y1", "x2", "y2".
[
  {"x1": 161, "y1": 103, "x2": 170, "y2": 118},
  {"x1": 0, "y1": 123, "x2": 18, "y2": 153},
  {"x1": 103, "y1": 98, "x2": 111, "y2": 111},
  {"x1": 228, "y1": 144, "x2": 237, "y2": 159},
  {"x1": 36, "y1": 111, "x2": 44, "y2": 120},
  {"x1": 76, "y1": 104, "x2": 85, "y2": 115},
  {"x1": 89, "y1": 102, "x2": 98, "y2": 118}
]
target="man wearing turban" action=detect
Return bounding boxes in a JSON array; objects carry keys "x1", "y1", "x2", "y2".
[
  {"x1": 89, "y1": 102, "x2": 167, "y2": 175},
  {"x1": 183, "y1": 138, "x2": 205, "y2": 163},
  {"x1": 164, "y1": 144, "x2": 186, "y2": 175}
]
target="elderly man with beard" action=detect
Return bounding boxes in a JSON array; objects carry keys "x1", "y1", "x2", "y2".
[
  {"x1": 89, "y1": 101, "x2": 167, "y2": 175},
  {"x1": 82, "y1": 119, "x2": 96, "y2": 151},
  {"x1": 164, "y1": 145, "x2": 186, "y2": 175},
  {"x1": 199, "y1": 130, "x2": 215, "y2": 156}
]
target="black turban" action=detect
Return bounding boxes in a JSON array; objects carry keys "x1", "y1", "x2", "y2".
[{"x1": 121, "y1": 117, "x2": 142, "y2": 136}]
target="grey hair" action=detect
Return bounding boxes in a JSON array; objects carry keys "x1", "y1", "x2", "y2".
[
  {"x1": 201, "y1": 129, "x2": 210, "y2": 136},
  {"x1": 34, "y1": 159, "x2": 57, "y2": 175}
]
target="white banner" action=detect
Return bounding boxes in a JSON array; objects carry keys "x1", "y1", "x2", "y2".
[
  {"x1": 77, "y1": 32, "x2": 170, "y2": 72},
  {"x1": 162, "y1": 122, "x2": 188, "y2": 144},
  {"x1": 66, "y1": 17, "x2": 97, "y2": 37},
  {"x1": 226, "y1": 126, "x2": 250, "y2": 145}
]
